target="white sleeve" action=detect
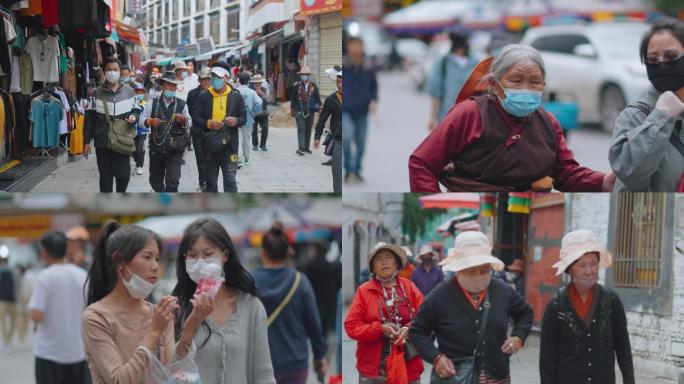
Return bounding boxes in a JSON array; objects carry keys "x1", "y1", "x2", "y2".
[{"x1": 27, "y1": 275, "x2": 47, "y2": 311}]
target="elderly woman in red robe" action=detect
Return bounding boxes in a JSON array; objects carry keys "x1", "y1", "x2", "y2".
[{"x1": 408, "y1": 44, "x2": 616, "y2": 192}]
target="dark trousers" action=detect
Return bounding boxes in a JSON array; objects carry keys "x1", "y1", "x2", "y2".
[
  {"x1": 191, "y1": 127, "x2": 206, "y2": 189},
  {"x1": 252, "y1": 115, "x2": 269, "y2": 148},
  {"x1": 295, "y1": 113, "x2": 315, "y2": 151},
  {"x1": 205, "y1": 152, "x2": 238, "y2": 192},
  {"x1": 149, "y1": 150, "x2": 183, "y2": 192},
  {"x1": 332, "y1": 139, "x2": 342, "y2": 193},
  {"x1": 95, "y1": 147, "x2": 131, "y2": 192},
  {"x1": 274, "y1": 368, "x2": 308, "y2": 384},
  {"x1": 133, "y1": 134, "x2": 146, "y2": 168},
  {"x1": 35, "y1": 357, "x2": 91, "y2": 384}
]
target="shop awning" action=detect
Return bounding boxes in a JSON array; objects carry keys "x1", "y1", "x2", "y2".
[
  {"x1": 419, "y1": 193, "x2": 481, "y2": 209},
  {"x1": 194, "y1": 46, "x2": 233, "y2": 61},
  {"x1": 114, "y1": 20, "x2": 141, "y2": 45},
  {"x1": 436, "y1": 212, "x2": 479, "y2": 233},
  {"x1": 247, "y1": 0, "x2": 287, "y2": 34},
  {"x1": 382, "y1": 0, "x2": 501, "y2": 35}
]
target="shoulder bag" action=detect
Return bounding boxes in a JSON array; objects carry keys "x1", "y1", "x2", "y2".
[
  {"x1": 102, "y1": 97, "x2": 136, "y2": 155},
  {"x1": 267, "y1": 272, "x2": 301, "y2": 327}
]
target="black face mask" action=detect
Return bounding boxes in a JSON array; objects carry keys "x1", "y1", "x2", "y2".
[{"x1": 646, "y1": 55, "x2": 684, "y2": 93}]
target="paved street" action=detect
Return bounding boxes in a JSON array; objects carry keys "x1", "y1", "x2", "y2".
[
  {"x1": 30, "y1": 127, "x2": 334, "y2": 193},
  {"x1": 344, "y1": 71, "x2": 613, "y2": 193},
  {"x1": 342, "y1": 308, "x2": 676, "y2": 384}
]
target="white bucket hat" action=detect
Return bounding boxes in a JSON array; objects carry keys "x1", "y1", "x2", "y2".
[
  {"x1": 418, "y1": 245, "x2": 434, "y2": 257},
  {"x1": 552, "y1": 230, "x2": 612, "y2": 276},
  {"x1": 368, "y1": 242, "x2": 408, "y2": 270},
  {"x1": 439, "y1": 232, "x2": 504, "y2": 273}
]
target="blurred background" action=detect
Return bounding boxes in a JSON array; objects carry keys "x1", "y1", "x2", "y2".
[
  {"x1": 342, "y1": 0, "x2": 684, "y2": 192},
  {"x1": 0, "y1": 193, "x2": 341, "y2": 384}
]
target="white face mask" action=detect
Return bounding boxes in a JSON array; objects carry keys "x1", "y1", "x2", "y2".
[
  {"x1": 185, "y1": 256, "x2": 222, "y2": 283},
  {"x1": 457, "y1": 272, "x2": 492, "y2": 293},
  {"x1": 121, "y1": 266, "x2": 156, "y2": 299},
  {"x1": 105, "y1": 71, "x2": 120, "y2": 84}
]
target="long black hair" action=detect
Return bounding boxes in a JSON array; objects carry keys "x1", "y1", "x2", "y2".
[
  {"x1": 171, "y1": 218, "x2": 257, "y2": 346},
  {"x1": 85, "y1": 221, "x2": 163, "y2": 306}
]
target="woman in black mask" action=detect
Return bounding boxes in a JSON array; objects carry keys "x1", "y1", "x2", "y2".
[{"x1": 609, "y1": 17, "x2": 684, "y2": 191}]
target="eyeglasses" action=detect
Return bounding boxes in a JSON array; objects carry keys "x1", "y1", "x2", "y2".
[
  {"x1": 184, "y1": 250, "x2": 226, "y2": 261},
  {"x1": 646, "y1": 53, "x2": 683, "y2": 65}
]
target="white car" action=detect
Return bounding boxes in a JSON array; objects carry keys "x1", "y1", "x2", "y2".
[{"x1": 520, "y1": 22, "x2": 653, "y2": 132}]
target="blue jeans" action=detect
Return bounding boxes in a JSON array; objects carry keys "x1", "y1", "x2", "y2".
[{"x1": 342, "y1": 112, "x2": 368, "y2": 174}]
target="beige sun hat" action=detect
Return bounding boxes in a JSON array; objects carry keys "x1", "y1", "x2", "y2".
[
  {"x1": 439, "y1": 232, "x2": 504, "y2": 273},
  {"x1": 297, "y1": 65, "x2": 312, "y2": 75},
  {"x1": 368, "y1": 242, "x2": 408, "y2": 270},
  {"x1": 552, "y1": 230, "x2": 612, "y2": 276}
]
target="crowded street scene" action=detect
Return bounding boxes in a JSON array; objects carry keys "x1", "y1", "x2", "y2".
[
  {"x1": 342, "y1": 192, "x2": 684, "y2": 383},
  {"x1": 0, "y1": 193, "x2": 342, "y2": 384},
  {"x1": 0, "y1": 0, "x2": 342, "y2": 193},
  {"x1": 343, "y1": 0, "x2": 684, "y2": 192}
]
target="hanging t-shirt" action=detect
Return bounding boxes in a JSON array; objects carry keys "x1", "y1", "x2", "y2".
[
  {"x1": 25, "y1": 35, "x2": 60, "y2": 83},
  {"x1": 10, "y1": 56, "x2": 20, "y2": 93},
  {"x1": 41, "y1": 0, "x2": 59, "y2": 27},
  {"x1": 52, "y1": 89, "x2": 70, "y2": 134},
  {"x1": 11, "y1": 1, "x2": 30, "y2": 11},
  {"x1": 69, "y1": 112, "x2": 84, "y2": 155},
  {"x1": 30, "y1": 97, "x2": 63, "y2": 148}
]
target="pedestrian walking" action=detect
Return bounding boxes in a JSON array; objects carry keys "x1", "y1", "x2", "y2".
[
  {"x1": 139, "y1": 71, "x2": 192, "y2": 192},
  {"x1": 290, "y1": 65, "x2": 321, "y2": 156},
  {"x1": 28, "y1": 230, "x2": 90, "y2": 384},
  {"x1": 16, "y1": 262, "x2": 37, "y2": 344},
  {"x1": 132, "y1": 82, "x2": 149, "y2": 176},
  {"x1": 540, "y1": 230, "x2": 634, "y2": 384},
  {"x1": 426, "y1": 29, "x2": 478, "y2": 130},
  {"x1": 237, "y1": 72, "x2": 263, "y2": 167},
  {"x1": 409, "y1": 44, "x2": 616, "y2": 193},
  {"x1": 191, "y1": 61, "x2": 247, "y2": 192},
  {"x1": 83, "y1": 57, "x2": 141, "y2": 192},
  {"x1": 343, "y1": 37, "x2": 378, "y2": 183},
  {"x1": 251, "y1": 74, "x2": 270, "y2": 151},
  {"x1": 344, "y1": 242, "x2": 425, "y2": 384},
  {"x1": 314, "y1": 65, "x2": 343, "y2": 193},
  {"x1": 409, "y1": 231, "x2": 534, "y2": 384},
  {"x1": 253, "y1": 226, "x2": 328, "y2": 384},
  {"x1": 0, "y1": 253, "x2": 15, "y2": 352},
  {"x1": 609, "y1": 17, "x2": 684, "y2": 191},
  {"x1": 82, "y1": 222, "x2": 183, "y2": 384},
  {"x1": 120, "y1": 65, "x2": 135, "y2": 88},
  {"x1": 171, "y1": 218, "x2": 276, "y2": 384},
  {"x1": 172, "y1": 60, "x2": 195, "y2": 101},
  {"x1": 410, "y1": 245, "x2": 444, "y2": 297},
  {"x1": 187, "y1": 68, "x2": 212, "y2": 191}
]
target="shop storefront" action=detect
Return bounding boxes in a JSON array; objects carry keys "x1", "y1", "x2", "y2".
[{"x1": 301, "y1": 0, "x2": 342, "y2": 96}]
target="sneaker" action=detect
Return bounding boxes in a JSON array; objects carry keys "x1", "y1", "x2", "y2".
[
  {"x1": 136, "y1": 167, "x2": 143, "y2": 175},
  {"x1": 253, "y1": 146, "x2": 259, "y2": 151},
  {"x1": 260, "y1": 146, "x2": 267, "y2": 151},
  {"x1": 296, "y1": 150, "x2": 305, "y2": 156},
  {"x1": 344, "y1": 173, "x2": 351, "y2": 182},
  {"x1": 354, "y1": 172, "x2": 365, "y2": 182},
  {"x1": 321, "y1": 159, "x2": 332, "y2": 166},
  {"x1": 303, "y1": 149, "x2": 313, "y2": 154},
  {"x1": 244, "y1": 158, "x2": 250, "y2": 165}
]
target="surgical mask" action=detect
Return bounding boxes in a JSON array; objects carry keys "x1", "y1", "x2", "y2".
[
  {"x1": 646, "y1": 56, "x2": 684, "y2": 93},
  {"x1": 105, "y1": 71, "x2": 121, "y2": 84},
  {"x1": 211, "y1": 77, "x2": 226, "y2": 90},
  {"x1": 122, "y1": 266, "x2": 156, "y2": 299},
  {"x1": 457, "y1": 272, "x2": 491, "y2": 293},
  {"x1": 135, "y1": 94, "x2": 145, "y2": 102},
  {"x1": 163, "y1": 90, "x2": 176, "y2": 99},
  {"x1": 120, "y1": 76, "x2": 131, "y2": 84},
  {"x1": 498, "y1": 81, "x2": 542, "y2": 117},
  {"x1": 572, "y1": 274, "x2": 598, "y2": 291},
  {"x1": 185, "y1": 256, "x2": 222, "y2": 284},
  {"x1": 180, "y1": 71, "x2": 189, "y2": 80},
  {"x1": 300, "y1": 75, "x2": 309, "y2": 81}
]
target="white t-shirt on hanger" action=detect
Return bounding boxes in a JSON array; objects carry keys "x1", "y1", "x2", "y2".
[{"x1": 26, "y1": 35, "x2": 60, "y2": 83}]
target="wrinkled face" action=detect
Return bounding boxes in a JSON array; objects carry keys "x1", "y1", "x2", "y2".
[
  {"x1": 336, "y1": 77, "x2": 342, "y2": 92},
  {"x1": 372, "y1": 250, "x2": 398, "y2": 279},
  {"x1": 200, "y1": 77, "x2": 211, "y2": 89},
  {"x1": 646, "y1": 31, "x2": 684, "y2": 64},
  {"x1": 568, "y1": 252, "x2": 599, "y2": 279},
  {"x1": 459, "y1": 263, "x2": 492, "y2": 277},
  {"x1": 118, "y1": 237, "x2": 160, "y2": 285},
  {"x1": 162, "y1": 81, "x2": 177, "y2": 92},
  {"x1": 494, "y1": 61, "x2": 545, "y2": 98}
]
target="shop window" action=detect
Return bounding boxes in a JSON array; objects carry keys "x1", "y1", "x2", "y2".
[
  {"x1": 197, "y1": 0, "x2": 205, "y2": 12},
  {"x1": 183, "y1": 0, "x2": 191, "y2": 17},
  {"x1": 170, "y1": 26, "x2": 178, "y2": 48},
  {"x1": 181, "y1": 22, "x2": 190, "y2": 45},
  {"x1": 226, "y1": 8, "x2": 239, "y2": 40},
  {"x1": 209, "y1": 12, "x2": 220, "y2": 44},
  {"x1": 195, "y1": 17, "x2": 204, "y2": 40},
  {"x1": 210, "y1": 0, "x2": 220, "y2": 9},
  {"x1": 612, "y1": 193, "x2": 665, "y2": 288},
  {"x1": 171, "y1": 0, "x2": 177, "y2": 21}
]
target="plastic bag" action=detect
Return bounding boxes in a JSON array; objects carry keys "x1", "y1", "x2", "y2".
[
  {"x1": 194, "y1": 262, "x2": 224, "y2": 299},
  {"x1": 144, "y1": 342, "x2": 202, "y2": 384},
  {"x1": 386, "y1": 344, "x2": 408, "y2": 384}
]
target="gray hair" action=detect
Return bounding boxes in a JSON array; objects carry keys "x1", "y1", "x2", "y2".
[{"x1": 483, "y1": 44, "x2": 546, "y2": 84}]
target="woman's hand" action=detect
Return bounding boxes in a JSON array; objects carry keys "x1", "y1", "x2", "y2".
[
  {"x1": 382, "y1": 323, "x2": 398, "y2": 339},
  {"x1": 434, "y1": 355, "x2": 456, "y2": 379},
  {"x1": 602, "y1": 171, "x2": 616, "y2": 192},
  {"x1": 501, "y1": 336, "x2": 523, "y2": 354},
  {"x1": 393, "y1": 326, "x2": 409, "y2": 345},
  {"x1": 150, "y1": 296, "x2": 179, "y2": 335},
  {"x1": 187, "y1": 292, "x2": 215, "y2": 325}
]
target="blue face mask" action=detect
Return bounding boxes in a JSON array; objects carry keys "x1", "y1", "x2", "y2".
[
  {"x1": 498, "y1": 81, "x2": 543, "y2": 117},
  {"x1": 211, "y1": 77, "x2": 226, "y2": 90},
  {"x1": 180, "y1": 71, "x2": 189, "y2": 80},
  {"x1": 163, "y1": 90, "x2": 176, "y2": 99}
]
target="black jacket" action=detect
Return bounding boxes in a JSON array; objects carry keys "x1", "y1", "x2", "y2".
[
  {"x1": 409, "y1": 277, "x2": 533, "y2": 379},
  {"x1": 290, "y1": 80, "x2": 322, "y2": 113},
  {"x1": 186, "y1": 86, "x2": 202, "y2": 121},
  {"x1": 540, "y1": 284, "x2": 634, "y2": 384},
  {"x1": 315, "y1": 92, "x2": 341, "y2": 142},
  {"x1": 191, "y1": 86, "x2": 246, "y2": 158}
]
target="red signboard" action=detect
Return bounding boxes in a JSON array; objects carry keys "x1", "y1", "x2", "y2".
[{"x1": 300, "y1": 0, "x2": 342, "y2": 16}]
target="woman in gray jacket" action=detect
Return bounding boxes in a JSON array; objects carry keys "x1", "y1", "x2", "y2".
[{"x1": 609, "y1": 17, "x2": 684, "y2": 191}]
